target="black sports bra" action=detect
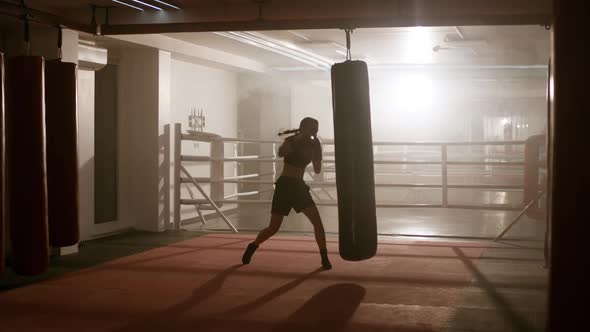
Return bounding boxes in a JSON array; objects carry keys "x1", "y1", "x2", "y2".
[{"x1": 283, "y1": 135, "x2": 322, "y2": 168}]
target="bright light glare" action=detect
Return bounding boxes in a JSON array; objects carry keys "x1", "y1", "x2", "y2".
[
  {"x1": 370, "y1": 74, "x2": 443, "y2": 141},
  {"x1": 394, "y1": 74, "x2": 434, "y2": 109},
  {"x1": 404, "y1": 27, "x2": 434, "y2": 64},
  {"x1": 501, "y1": 118, "x2": 510, "y2": 125},
  {"x1": 281, "y1": 41, "x2": 298, "y2": 49}
]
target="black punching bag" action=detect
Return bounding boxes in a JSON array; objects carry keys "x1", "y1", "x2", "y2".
[
  {"x1": 331, "y1": 60, "x2": 377, "y2": 261},
  {"x1": 5, "y1": 56, "x2": 49, "y2": 275},
  {"x1": 0, "y1": 53, "x2": 5, "y2": 274},
  {"x1": 45, "y1": 60, "x2": 79, "y2": 247}
]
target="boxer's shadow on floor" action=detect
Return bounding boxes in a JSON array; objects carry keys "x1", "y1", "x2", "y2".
[
  {"x1": 113, "y1": 264, "x2": 244, "y2": 332},
  {"x1": 271, "y1": 283, "x2": 366, "y2": 332}
]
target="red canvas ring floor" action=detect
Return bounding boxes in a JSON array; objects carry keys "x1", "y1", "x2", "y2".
[{"x1": 0, "y1": 234, "x2": 488, "y2": 332}]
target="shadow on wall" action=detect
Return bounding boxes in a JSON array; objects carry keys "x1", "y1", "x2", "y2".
[
  {"x1": 158, "y1": 128, "x2": 170, "y2": 229},
  {"x1": 79, "y1": 157, "x2": 94, "y2": 240}
]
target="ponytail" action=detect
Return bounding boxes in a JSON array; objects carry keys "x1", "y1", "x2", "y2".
[
  {"x1": 278, "y1": 117, "x2": 318, "y2": 136},
  {"x1": 278, "y1": 128, "x2": 300, "y2": 136}
]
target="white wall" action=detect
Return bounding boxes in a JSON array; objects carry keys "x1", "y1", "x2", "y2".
[
  {"x1": 77, "y1": 69, "x2": 95, "y2": 241},
  {"x1": 170, "y1": 58, "x2": 238, "y2": 221},
  {"x1": 118, "y1": 48, "x2": 171, "y2": 232}
]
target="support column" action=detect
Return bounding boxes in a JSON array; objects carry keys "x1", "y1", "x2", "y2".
[
  {"x1": 118, "y1": 48, "x2": 170, "y2": 232},
  {"x1": 548, "y1": 1, "x2": 588, "y2": 329}
]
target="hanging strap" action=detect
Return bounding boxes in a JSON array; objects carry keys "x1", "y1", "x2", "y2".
[
  {"x1": 23, "y1": 14, "x2": 30, "y2": 55},
  {"x1": 255, "y1": 0, "x2": 265, "y2": 20},
  {"x1": 57, "y1": 26, "x2": 63, "y2": 60},
  {"x1": 20, "y1": 0, "x2": 31, "y2": 55},
  {"x1": 345, "y1": 28, "x2": 353, "y2": 61}
]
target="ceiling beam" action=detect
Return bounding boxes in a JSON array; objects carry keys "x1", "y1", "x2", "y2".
[
  {"x1": 100, "y1": 15, "x2": 551, "y2": 35},
  {"x1": 99, "y1": 0, "x2": 551, "y2": 34},
  {"x1": 11, "y1": 0, "x2": 551, "y2": 35}
]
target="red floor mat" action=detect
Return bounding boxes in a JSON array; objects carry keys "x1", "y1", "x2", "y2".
[{"x1": 0, "y1": 234, "x2": 488, "y2": 332}]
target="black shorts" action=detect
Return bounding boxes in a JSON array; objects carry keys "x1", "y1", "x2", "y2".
[{"x1": 271, "y1": 176, "x2": 315, "y2": 216}]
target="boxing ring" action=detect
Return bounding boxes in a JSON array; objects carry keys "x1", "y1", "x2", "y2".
[{"x1": 172, "y1": 123, "x2": 547, "y2": 241}]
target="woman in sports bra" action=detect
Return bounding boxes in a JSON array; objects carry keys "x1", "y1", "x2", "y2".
[{"x1": 242, "y1": 117, "x2": 332, "y2": 269}]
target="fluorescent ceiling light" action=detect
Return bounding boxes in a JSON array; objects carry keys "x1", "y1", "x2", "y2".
[
  {"x1": 112, "y1": 0, "x2": 144, "y2": 11},
  {"x1": 295, "y1": 41, "x2": 346, "y2": 51},
  {"x1": 271, "y1": 66, "x2": 324, "y2": 72},
  {"x1": 130, "y1": 0, "x2": 162, "y2": 10},
  {"x1": 245, "y1": 32, "x2": 334, "y2": 67},
  {"x1": 152, "y1": 0, "x2": 180, "y2": 9},
  {"x1": 215, "y1": 31, "x2": 333, "y2": 70},
  {"x1": 288, "y1": 31, "x2": 311, "y2": 41}
]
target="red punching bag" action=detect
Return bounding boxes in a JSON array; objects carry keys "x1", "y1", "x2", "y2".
[
  {"x1": 5, "y1": 56, "x2": 49, "y2": 276},
  {"x1": 45, "y1": 60, "x2": 79, "y2": 247},
  {"x1": 0, "y1": 53, "x2": 5, "y2": 274},
  {"x1": 523, "y1": 134, "x2": 546, "y2": 220}
]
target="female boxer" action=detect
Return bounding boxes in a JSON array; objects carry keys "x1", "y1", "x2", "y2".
[{"x1": 242, "y1": 117, "x2": 332, "y2": 269}]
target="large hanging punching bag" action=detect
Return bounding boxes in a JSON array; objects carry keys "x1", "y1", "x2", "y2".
[
  {"x1": 331, "y1": 30, "x2": 377, "y2": 261},
  {"x1": 0, "y1": 53, "x2": 5, "y2": 274},
  {"x1": 45, "y1": 57, "x2": 79, "y2": 247},
  {"x1": 6, "y1": 54, "x2": 49, "y2": 275}
]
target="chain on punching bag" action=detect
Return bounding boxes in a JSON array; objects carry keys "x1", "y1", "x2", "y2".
[
  {"x1": 331, "y1": 29, "x2": 377, "y2": 261},
  {"x1": 45, "y1": 27, "x2": 79, "y2": 247}
]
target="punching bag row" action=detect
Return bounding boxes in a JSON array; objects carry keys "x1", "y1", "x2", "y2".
[
  {"x1": 45, "y1": 60, "x2": 79, "y2": 248},
  {"x1": 3, "y1": 51, "x2": 79, "y2": 275},
  {"x1": 1, "y1": 53, "x2": 5, "y2": 274},
  {"x1": 5, "y1": 55, "x2": 49, "y2": 276},
  {"x1": 331, "y1": 59, "x2": 378, "y2": 261}
]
